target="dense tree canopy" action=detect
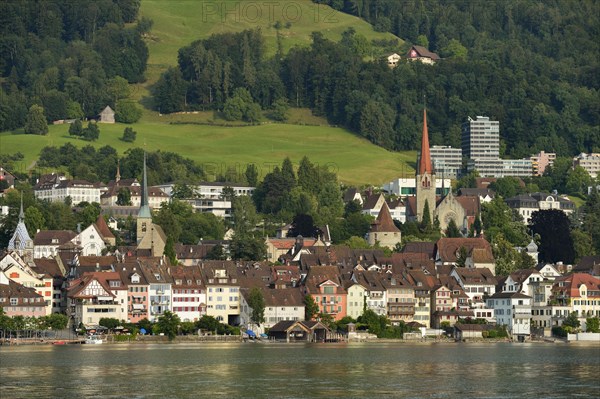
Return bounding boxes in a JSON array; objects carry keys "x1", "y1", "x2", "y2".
[{"x1": 0, "y1": 0, "x2": 147, "y2": 131}]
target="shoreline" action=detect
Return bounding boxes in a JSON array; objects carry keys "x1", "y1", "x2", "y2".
[{"x1": 2, "y1": 336, "x2": 586, "y2": 347}]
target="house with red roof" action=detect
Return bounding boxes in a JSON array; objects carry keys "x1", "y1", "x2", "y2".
[
  {"x1": 551, "y1": 273, "x2": 600, "y2": 331},
  {"x1": 304, "y1": 266, "x2": 347, "y2": 321},
  {"x1": 67, "y1": 271, "x2": 128, "y2": 327}
]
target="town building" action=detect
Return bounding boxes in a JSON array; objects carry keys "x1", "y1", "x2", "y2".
[
  {"x1": 0, "y1": 273, "x2": 46, "y2": 317},
  {"x1": 551, "y1": 273, "x2": 600, "y2": 331},
  {"x1": 383, "y1": 177, "x2": 451, "y2": 197},
  {"x1": 530, "y1": 151, "x2": 556, "y2": 176},
  {"x1": 203, "y1": 264, "x2": 241, "y2": 325},
  {"x1": 170, "y1": 265, "x2": 206, "y2": 322},
  {"x1": 486, "y1": 292, "x2": 532, "y2": 339},
  {"x1": 430, "y1": 145, "x2": 463, "y2": 179},
  {"x1": 366, "y1": 202, "x2": 401, "y2": 250},
  {"x1": 0, "y1": 252, "x2": 54, "y2": 315},
  {"x1": 572, "y1": 152, "x2": 600, "y2": 178},
  {"x1": 240, "y1": 287, "x2": 304, "y2": 334},
  {"x1": 462, "y1": 116, "x2": 532, "y2": 177},
  {"x1": 67, "y1": 271, "x2": 128, "y2": 327},
  {"x1": 155, "y1": 182, "x2": 255, "y2": 219},
  {"x1": 141, "y1": 260, "x2": 173, "y2": 322},
  {"x1": 117, "y1": 263, "x2": 150, "y2": 324},
  {"x1": 304, "y1": 266, "x2": 347, "y2": 321},
  {"x1": 34, "y1": 175, "x2": 104, "y2": 205},
  {"x1": 505, "y1": 192, "x2": 575, "y2": 224}
]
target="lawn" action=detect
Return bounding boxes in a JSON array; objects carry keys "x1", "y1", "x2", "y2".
[
  {"x1": 0, "y1": 122, "x2": 415, "y2": 186},
  {"x1": 140, "y1": 0, "x2": 401, "y2": 66}
]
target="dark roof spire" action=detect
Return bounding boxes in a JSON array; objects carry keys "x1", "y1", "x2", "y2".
[
  {"x1": 19, "y1": 191, "x2": 24, "y2": 221},
  {"x1": 138, "y1": 151, "x2": 151, "y2": 218}
]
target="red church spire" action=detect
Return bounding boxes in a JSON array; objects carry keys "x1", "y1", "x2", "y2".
[{"x1": 419, "y1": 108, "x2": 433, "y2": 175}]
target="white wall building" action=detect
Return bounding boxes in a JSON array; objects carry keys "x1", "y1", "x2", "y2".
[{"x1": 487, "y1": 292, "x2": 532, "y2": 338}]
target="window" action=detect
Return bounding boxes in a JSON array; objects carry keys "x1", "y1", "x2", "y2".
[
  {"x1": 323, "y1": 286, "x2": 334, "y2": 294},
  {"x1": 10, "y1": 298, "x2": 18, "y2": 305}
]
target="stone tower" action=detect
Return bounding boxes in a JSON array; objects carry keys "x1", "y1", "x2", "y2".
[{"x1": 415, "y1": 108, "x2": 436, "y2": 222}]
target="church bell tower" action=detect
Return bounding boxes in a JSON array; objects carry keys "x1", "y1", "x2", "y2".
[{"x1": 415, "y1": 108, "x2": 436, "y2": 222}]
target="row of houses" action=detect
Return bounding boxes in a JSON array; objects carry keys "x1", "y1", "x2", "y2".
[{"x1": 2, "y1": 243, "x2": 598, "y2": 338}]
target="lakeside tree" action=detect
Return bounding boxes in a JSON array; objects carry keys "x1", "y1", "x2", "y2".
[
  {"x1": 247, "y1": 287, "x2": 266, "y2": 327},
  {"x1": 304, "y1": 295, "x2": 319, "y2": 321},
  {"x1": 156, "y1": 311, "x2": 181, "y2": 340}
]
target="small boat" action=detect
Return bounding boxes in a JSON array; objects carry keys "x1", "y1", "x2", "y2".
[{"x1": 85, "y1": 335, "x2": 103, "y2": 344}]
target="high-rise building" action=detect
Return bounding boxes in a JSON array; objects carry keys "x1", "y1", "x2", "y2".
[
  {"x1": 430, "y1": 145, "x2": 462, "y2": 179},
  {"x1": 462, "y1": 116, "x2": 531, "y2": 178},
  {"x1": 462, "y1": 116, "x2": 500, "y2": 161}
]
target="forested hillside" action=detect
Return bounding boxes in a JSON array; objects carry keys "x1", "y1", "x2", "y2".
[
  {"x1": 0, "y1": 0, "x2": 148, "y2": 131},
  {"x1": 310, "y1": 0, "x2": 599, "y2": 156}
]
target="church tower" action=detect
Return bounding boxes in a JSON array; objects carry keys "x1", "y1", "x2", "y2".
[
  {"x1": 415, "y1": 108, "x2": 436, "y2": 222},
  {"x1": 136, "y1": 152, "x2": 152, "y2": 245}
]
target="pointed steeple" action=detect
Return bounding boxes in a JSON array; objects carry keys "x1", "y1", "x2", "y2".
[
  {"x1": 115, "y1": 159, "x2": 121, "y2": 183},
  {"x1": 419, "y1": 107, "x2": 433, "y2": 175},
  {"x1": 19, "y1": 192, "x2": 24, "y2": 221},
  {"x1": 138, "y1": 152, "x2": 151, "y2": 219}
]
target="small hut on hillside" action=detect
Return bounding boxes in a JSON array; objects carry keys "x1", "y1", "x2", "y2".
[{"x1": 99, "y1": 106, "x2": 115, "y2": 123}]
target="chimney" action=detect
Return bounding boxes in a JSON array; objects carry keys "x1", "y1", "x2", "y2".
[{"x1": 95, "y1": 262, "x2": 100, "y2": 271}]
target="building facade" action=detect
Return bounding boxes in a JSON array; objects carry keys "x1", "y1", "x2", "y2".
[{"x1": 430, "y1": 146, "x2": 463, "y2": 179}]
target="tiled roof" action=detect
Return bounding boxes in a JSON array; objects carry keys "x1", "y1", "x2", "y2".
[
  {"x1": 95, "y1": 215, "x2": 115, "y2": 240},
  {"x1": 407, "y1": 45, "x2": 440, "y2": 60},
  {"x1": 370, "y1": 202, "x2": 400, "y2": 233},
  {"x1": 436, "y1": 238, "x2": 494, "y2": 263},
  {"x1": 32, "y1": 258, "x2": 64, "y2": 278},
  {"x1": 33, "y1": 230, "x2": 76, "y2": 246},
  {"x1": 0, "y1": 280, "x2": 45, "y2": 305}
]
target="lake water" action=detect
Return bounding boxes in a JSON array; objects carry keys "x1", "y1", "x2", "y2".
[{"x1": 1, "y1": 342, "x2": 599, "y2": 398}]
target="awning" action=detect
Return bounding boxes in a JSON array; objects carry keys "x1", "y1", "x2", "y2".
[
  {"x1": 133, "y1": 304, "x2": 145, "y2": 310},
  {"x1": 245, "y1": 329, "x2": 256, "y2": 337}
]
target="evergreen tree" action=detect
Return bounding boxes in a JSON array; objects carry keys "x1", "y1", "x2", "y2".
[
  {"x1": 69, "y1": 119, "x2": 83, "y2": 136},
  {"x1": 445, "y1": 218, "x2": 461, "y2": 237},
  {"x1": 24, "y1": 105, "x2": 48, "y2": 135}
]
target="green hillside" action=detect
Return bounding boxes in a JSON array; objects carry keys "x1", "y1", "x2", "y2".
[
  {"x1": 0, "y1": 0, "x2": 414, "y2": 186},
  {"x1": 0, "y1": 122, "x2": 415, "y2": 186}
]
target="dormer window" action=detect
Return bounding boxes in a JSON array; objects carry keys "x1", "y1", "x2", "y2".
[
  {"x1": 187, "y1": 280, "x2": 192, "y2": 285},
  {"x1": 109, "y1": 280, "x2": 120, "y2": 287},
  {"x1": 175, "y1": 279, "x2": 182, "y2": 285},
  {"x1": 52, "y1": 238, "x2": 59, "y2": 244},
  {"x1": 131, "y1": 275, "x2": 140, "y2": 284},
  {"x1": 154, "y1": 273, "x2": 161, "y2": 280}
]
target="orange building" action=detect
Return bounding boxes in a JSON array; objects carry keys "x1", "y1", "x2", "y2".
[{"x1": 304, "y1": 266, "x2": 347, "y2": 321}]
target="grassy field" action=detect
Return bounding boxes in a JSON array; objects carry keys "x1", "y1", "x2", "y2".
[
  {"x1": 139, "y1": 0, "x2": 400, "y2": 66},
  {"x1": 0, "y1": 122, "x2": 415, "y2": 186}
]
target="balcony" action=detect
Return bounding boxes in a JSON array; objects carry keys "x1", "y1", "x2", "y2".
[{"x1": 388, "y1": 305, "x2": 415, "y2": 316}]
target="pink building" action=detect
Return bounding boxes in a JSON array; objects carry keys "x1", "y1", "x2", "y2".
[{"x1": 530, "y1": 151, "x2": 556, "y2": 176}]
